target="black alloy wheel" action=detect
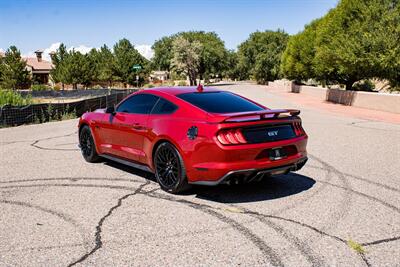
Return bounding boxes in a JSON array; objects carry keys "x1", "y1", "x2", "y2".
[
  {"x1": 79, "y1": 125, "x2": 100, "y2": 163},
  {"x1": 154, "y1": 142, "x2": 190, "y2": 193}
]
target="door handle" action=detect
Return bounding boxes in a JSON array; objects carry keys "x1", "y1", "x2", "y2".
[{"x1": 132, "y1": 123, "x2": 145, "y2": 130}]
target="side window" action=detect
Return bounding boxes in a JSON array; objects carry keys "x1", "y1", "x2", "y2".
[
  {"x1": 116, "y1": 94, "x2": 159, "y2": 114},
  {"x1": 151, "y1": 98, "x2": 178, "y2": 114}
]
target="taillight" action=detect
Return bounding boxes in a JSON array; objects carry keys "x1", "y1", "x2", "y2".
[
  {"x1": 217, "y1": 129, "x2": 247, "y2": 145},
  {"x1": 293, "y1": 121, "x2": 305, "y2": 136}
]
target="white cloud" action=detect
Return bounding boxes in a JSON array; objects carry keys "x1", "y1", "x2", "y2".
[
  {"x1": 43, "y1": 42, "x2": 62, "y2": 60},
  {"x1": 68, "y1": 44, "x2": 93, "y2": 54},
  {"x1": 0, "y1": 48, "x2": 4, "y2": 53},
  {"x1": 136, "y1": 44, "x2": 154, "y2": 60},
  {"x1": 20, "y1": 42, "x2": 153, "y2": 61}
]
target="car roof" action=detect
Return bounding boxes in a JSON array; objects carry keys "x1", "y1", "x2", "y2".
[{"x1": 144, "y1": 86, "x2": 221, "y2": 96}]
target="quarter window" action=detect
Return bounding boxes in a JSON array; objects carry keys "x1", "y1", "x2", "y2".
[{"x1": 151, "y1": 98, "x2": 178, "y2": 114}]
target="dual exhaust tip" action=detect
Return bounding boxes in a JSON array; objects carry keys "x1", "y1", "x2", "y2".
[{"x1": 224, "y1": 157, "x2": 308, "y2": 185}]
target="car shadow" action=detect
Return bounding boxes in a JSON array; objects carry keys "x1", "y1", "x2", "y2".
[
  {"x1": 103, "y1": 160, "x2": 315, "y2": 204},
  {"x1": 194, "y1": 173, "x2": 315, "y2": 203}
]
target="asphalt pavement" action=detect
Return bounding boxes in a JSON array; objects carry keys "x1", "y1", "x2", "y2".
[{"x1": 1, "y1": 82, "x2": 399, "y2": 267}]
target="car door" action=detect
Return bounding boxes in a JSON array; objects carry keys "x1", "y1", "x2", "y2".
[
  {"x1": 141, "y1": 97, "x2": 179, "y2": 164},
  {"x1": 100, "y1": 93, "x2": 159, "y2": 162}
]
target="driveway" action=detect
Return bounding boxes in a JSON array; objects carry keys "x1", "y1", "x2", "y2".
[{"x1": 1, "y1": 82, "x2": 399, "y2": 266}]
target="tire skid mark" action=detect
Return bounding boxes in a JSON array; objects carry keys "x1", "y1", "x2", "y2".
[
  {"x1": 0, "y1": 182, "x2": 283, "y2": 266},
  {"x1": 142, "y1": 191, "x2": 284, "y2": 266},
  {"x1": 270, "y1": 167, "x2": 333, "y2": 216},
  {"x1": 317, "y1": 180, "x2": 400, "y2": 213},
  {"x1": 308, "y1": 165, "x2": 400, "y2": 194},
  {"x1": 0, "y1": 242, "x2": 88, "y2": 254},
  {"x1": 309, "y1": 154, "x2": 353, "y2": 232},
  {"x1": 1, "y1": 182, "x2": 399, "y2": 265},
  {"x1": 198, "y1": 189, "x2": 328, "y2": 266},
  {"x1": 67, "y1": 181, "x2": 150, "y2": 267},
  {"x1": 227, "y1": 208, "x2": 372, "y2": 267},
  {"x1": 309, "y1": 155, "x2": 400, "y2": 213},
  {"x1": 348, "y1": 121, "x2": 400, "y2": 132},
  {"x1": 0, "y1": 177, "x2": 144, "y2": 185},
  {"x1": 0, "y1": 199, "x2": 91, "y2": 252},
  {"x1": 2, "y1": 182, "x2": 399, "y2": 247},
  {"x1": 241, "y1": 208, "x2": 324, "y2": 267}
]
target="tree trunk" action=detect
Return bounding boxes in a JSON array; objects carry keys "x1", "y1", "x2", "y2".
[
  {"x1": 73, "y1": 83, "x2": 77, "y2": 90},
  {"x1": 345, "y1": 81, "x2": 354, "y2": 91}
]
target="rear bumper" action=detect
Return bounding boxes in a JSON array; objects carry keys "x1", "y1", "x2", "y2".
[{"x1": 189, "y1": 157, "x2": 308, "y2": 186}]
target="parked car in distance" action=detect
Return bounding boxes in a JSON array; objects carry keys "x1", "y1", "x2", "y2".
[{"x1": 78, "y1": 85, "x2": 308, "y2": 193}]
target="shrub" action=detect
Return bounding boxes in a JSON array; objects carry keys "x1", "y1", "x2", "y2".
[
  {"x1": 177, "y1": 80, "x2": 187, "y2": 86},
  {"x1": 0, "y1": 90, "x2": 32, "y2": 106},
  {"x1": 353, "y1": 80, "x2": 375, "y2": 92},
  {"x1": 31, "y1": 84, "x2": 49, "y2": 91},
  {"x1": 143, "y1": 83, "x2": 155, "y2": 88},
  {"x1": 91, "y1": 84, "x2": 103, "y2": 89},
  {"x1": 164, "y1": 81, "x2": 175, "y2": 86},
  {"x1": 53, "y1": 84, "x2": 61, "y2": 91}
]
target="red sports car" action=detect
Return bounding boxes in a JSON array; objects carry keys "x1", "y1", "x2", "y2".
[{"x1": 78, "y1": 85, "x2": 308, "y2": 193}]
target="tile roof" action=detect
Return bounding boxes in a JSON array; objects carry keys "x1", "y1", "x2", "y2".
[{"x1": 24, "y1": 57, "x2": 53, "y2": 70}]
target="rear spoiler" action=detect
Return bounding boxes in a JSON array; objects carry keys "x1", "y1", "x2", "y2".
[{"x1": 213, "y1": 109, "x2": 301, "y2": 123}]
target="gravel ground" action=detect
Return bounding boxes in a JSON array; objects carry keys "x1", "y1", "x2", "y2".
[{"x1": 1, "y1": 82, "x2": 399, "y2": 267}]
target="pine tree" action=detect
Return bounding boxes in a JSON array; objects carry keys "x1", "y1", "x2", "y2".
[{"x1": 0, "y1": 46, "x2": 30, "y2": 89}]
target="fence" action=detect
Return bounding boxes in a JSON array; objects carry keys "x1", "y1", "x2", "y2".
[{"x1": 0, "y1": 89, "x2": 137, "y2": 127}]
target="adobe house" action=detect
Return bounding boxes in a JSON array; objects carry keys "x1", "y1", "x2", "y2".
[
  {"x1": 24, "y1": 50, "x2": 53, "y2": 85},
  {"x1": 150, "y1": 70, "x2": 169, "y2": 82}
]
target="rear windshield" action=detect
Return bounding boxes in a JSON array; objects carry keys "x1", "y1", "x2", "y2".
[{"x1": 177, "y1": 91, "x2": 264, "y2": 113}]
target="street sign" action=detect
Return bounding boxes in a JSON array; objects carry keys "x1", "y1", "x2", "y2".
[{"x1": 132, "y1": 64, "x2": 142, "y2": 71}]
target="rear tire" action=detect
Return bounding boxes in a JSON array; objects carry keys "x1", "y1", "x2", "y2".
[
  {"x1": 79, "y1": 125, "x2": 100, "y2": 163},
  {"x1": 154, "y1": 142, "x2": 190, "y2": 194}
]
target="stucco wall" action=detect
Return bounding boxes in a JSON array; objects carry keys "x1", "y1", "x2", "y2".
[{"x1": 268, "y1": 80, "x2": 400, "y2": 114}]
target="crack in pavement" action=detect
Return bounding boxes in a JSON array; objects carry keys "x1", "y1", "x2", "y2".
[
  {"x1": 0, "y1": 199, "x2": 91, "y2": 252},
  {"x1": 27, "y1": 132, "x2": 79, "y2": 151},
  {"x1": 0, "y1": 177, "x2": 144, "y2": 185},
  {"x1": 1, "y1": 132, "x2": 77, "y2": 146},
  {"x1": 361, "y1": 236, "x2": 400, "y2": 246},
  {"x1": 1, "y1": 181, "x2": 399, "y2": 266},
  {"x1": 140, "y1": 190, "x2": 284, "y2": 266},
  {"x1": 67, "y1": 181, "x2": 150, "y2": 267},
  {"x1": 30, "y1": 140, "x2": 79, "y2": 151}
]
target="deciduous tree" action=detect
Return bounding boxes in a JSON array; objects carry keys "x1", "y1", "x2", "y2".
[
  {"x1": 171, "y1": 36, "x2": 202, "y2": 86},
  {"x1": 237, "y1": 30, "x2": 289, "y2": 84},
  {"x1": 314, "y1": 0, "x2": 400, "y2": 90},
  {"x1": 280, "y1": 19, "x2": 321, "y2": 83}
]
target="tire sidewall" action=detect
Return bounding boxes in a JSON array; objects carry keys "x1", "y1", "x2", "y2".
[{"x1": 79, "y1": 125, "x2": 98, "y2": 162}]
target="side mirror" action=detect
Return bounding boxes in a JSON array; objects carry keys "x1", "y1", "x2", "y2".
[{"x1": 105, "y1": 106, "x2": 116, "y2": 115}]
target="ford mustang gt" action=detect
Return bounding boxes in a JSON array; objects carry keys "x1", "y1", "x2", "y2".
[{"x1": 78, "y1": 85, "x2": 308, "y2": 193}]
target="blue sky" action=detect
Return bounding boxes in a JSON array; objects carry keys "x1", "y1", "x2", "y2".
[{"x1": 0, "y1": 0, "x2": 337, "y2": 59}]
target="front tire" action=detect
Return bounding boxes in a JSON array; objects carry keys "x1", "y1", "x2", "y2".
[
  {"x1": 79, "y1": 125, "x2": 100, "y2": 163},
  {"x1": 154, "y1": 142, "x2": 190, "y2": 194}
]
